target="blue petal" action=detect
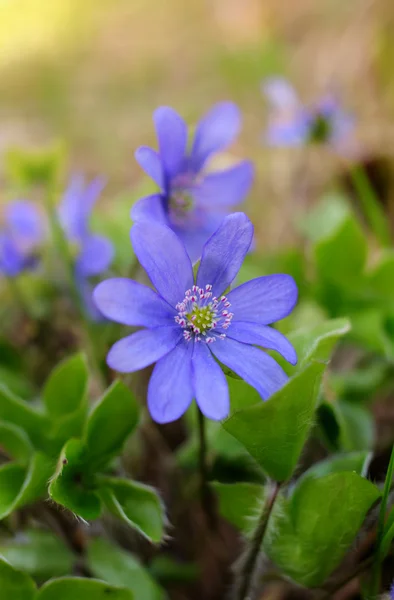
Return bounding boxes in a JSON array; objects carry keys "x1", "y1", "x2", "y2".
[
  {"x1": 226, "y1": 321, "x2": 297, "y2": 365},
  {"x1": 59, "y1": 175, "x2": 105, "y2": 241},
  {"x1": 107, "y1": 326, "x2": 182, "y2": 373},
  {"x1": 6, "y1": 201, "x2": 43, "y2": 249},
  {"x1": 93, "y1": 278, "x2": 176, "y2": 327},
  {"x1": 190, "y1": 102, "x2": 241, "y2": 172},
  {"x1": 262, "y1": 77, "x2": 299, "y2": 109},
  {"x1": 131, "y1": 221, "x2": 193, "y2": 307},
  {"x1": 196, "y1": 212, "x2": 253, "y2": 297},
  {"x1": 77, "y1": 276, "x2": 105, "y2": 322},
  {"x1": 227, "y1": 274, "x2": 298, "y2": 325},
  {"x1": 131, "y1": 194, "x2": 167, "y2": 225},
  {"x1": 192, "y1": 342, "x2": 229, "y2": 420},
  {"x1": 171, "y1": 212, "x2": 224, "y2": 265},
  {"x1": 211, "y1": 337, "x2": 288, "y2": 400},
  {"x1": 148, "y1": 341, "x2": 193, "y2": 423},
  {"x1": 153, "y1": 107, "x2": 187, "y2": 179},
  {"x1": 0, "y1": 233, "x2": 24, "y2": 277},
  {"x1": 76, "y1": 235, "x2": 114, "y2": 277},
  {"x1": 265, "y1": 118, "x2": 309, "y2": 146},
  {"x1": 194, "y1": 161, "x2": 254, "y2": 207},
  {"x1": 135, "y1": 147, "x2": 165, "y2": 189}
]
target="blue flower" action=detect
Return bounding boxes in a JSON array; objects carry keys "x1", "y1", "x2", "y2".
[
  {"x1": 0, "y1": 201, "x2": 44, "y2": 277},
  {"x1": 132, "y1": 103, "x2": 254, "y2": 263},
  {"x1": 262, "y1": 77, "x2": 354, "y2": 151},
  {"x1": 93, "y1": 212, "x2": 297, "y2": 424},
  {"x1": 59, "y1": 175, "x2": 114, "y2": 319}
]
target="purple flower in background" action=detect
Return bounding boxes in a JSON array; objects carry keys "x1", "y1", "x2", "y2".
[
  {"x1": 59, "y1": 175, "x2": 114, "y2": 319},
  {"x1": 262, "y1": 77, "x2": 354, "y2": 151},
  {"x1": 0, "y1": 201, "x2": 43, "y2": 277},
  {"x1": 94, "y1": 212, "x2": 297, "y2": 424},
  {"x1": 132, "y1": 103, "x2": 254, "y2": 263}
]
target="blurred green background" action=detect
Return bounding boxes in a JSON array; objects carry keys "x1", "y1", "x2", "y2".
[{"x1": 1, "y1": 0, "x2": 394, "y2": 246}]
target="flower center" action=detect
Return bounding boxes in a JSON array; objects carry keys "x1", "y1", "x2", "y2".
[
  {"x1": 309, "y1": 112, "x2": 332, "y2": 143},
  {"x1": 169, "y1": 189, "x2": 194, "y2": 216},
  {"x1": 175, "y1": 285, "x2": 233, "y2": 343}
]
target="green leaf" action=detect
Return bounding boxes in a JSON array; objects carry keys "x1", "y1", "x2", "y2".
[
  {"x1": 350, "y1": 309, "x2": 394, "y2": 358},
  {"x1": 0, "y1": 421, "x2": 33, "y2": 464},
  {"x1": 366, "y1": 251, "x2": 394, "y2": 301},
  {"x1": 0, "y1": 385, "x2": 50, "y2": 451},
  {"x1": 313, "y1": 213, "x2": 367, "y2": 286},
  {"x1": 0, "y1": 557, "x2": 36, "y2": 600},
  {"x1": 222, "y1": 362, "x2": 325, "y2": 481},
  {"x1": 84, "y1": 381, "x2": 139, "y2": 471},
  {"x1": 334, "y1": 401, "x2": 375, "y2": 451},
  {"x1": 87, "y1": 538, "x2": 165, "y2": 600},
  {"x1": 43, "y1": 353, "x2": 88, "y2": 419},
  {"x1": 212, "y1": 482, "x2": 265, "y2": 534},
  {"x1": 0, "y1": 530, "x2": 74, "y2": 580},
  {"x1": 299, "y1": 193, "x2": 350, "y2": 243},
  {"x1": 0, "y1": 453, "x2": 52, "y2": 519},
  {"x1": 265, "y1": 472, "x2": 380, "y2": 586},
  {"x1": 0, "y1": 463, "x2": 26, "y2": 519},
  {"x1": 49, "y1": 439, "x2": 101, "y2": 521},
  {"x1": 99, "y1": 477, "x2": 165, "y2": 543},
  {"x1": 298, "y1": 451, "x2": 372, "y2": 485},
  {"x1": 285, "y1": 318, "x2": 351, "y2": 375},
  {"x1": 35, "y1": 577, "x2": 133, "y2": 600}
]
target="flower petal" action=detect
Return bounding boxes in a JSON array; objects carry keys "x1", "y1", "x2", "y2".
[
  {"x1": 192, "y1": 342, "x2": 229, "y2": 420},
  {"x1": 227, "y1": 321, "x2": 297, "y2": 365},
  {"x1": 196, "y1": 212, "x2": 253, "y2": 297},
  {"x1": 93, "y1": 278, "x2": 176, "y2": 327},
  {"x1": 0, "y1": 233, "x2": 24, "y2": 277},
  {"x1": 59, "y1": 175, "x2": 105, "y2": 241},
  {"x1": 135, "y1": 146, "x2": 165, "y2": 189},
  {"x1": 154, "y1": 107, "x2": 187, "y2": 178},
  {"x1": 148, "y1": 341, "x2": 193, "y2": 423},
  {"x1": 194, "y1": 161, "x2": 254, "y2": 207},
  {"x1": 131, "y1": 221, "x2": 193, "y2": 307},
  {"x1": 76, "y1": 234, "x2": 114, "y2": 277},
  {"x1": 262, "y1": 77, "x2": 299, "y2": 109},
  {"x1": 6, "y1": 201, "x2": 43, "y2": 249},
  {"x1": 172, "y1": 211, "x2": 224, "y2": 265},
  {"x1": 107, "y1": 326, "x2": 182, "y2": 373},
  {"x1": 227, "y1": 274, "x2": 298, "y2": 325},
  {"x1": 265, "y1": 118, "x2": 309, "y2": 146},
  {"x1": 190, "y1": 102, "x2": 241, "y2": 172},
  {"x1": 211, "y1": 337, "x2": 288, "y2": 400},
  {"x1": 77, "y1": 276, "x2": 105, "y2": 322},
  {"x1": 131, "y1": 194, "x2": 167, "y2": 225}
]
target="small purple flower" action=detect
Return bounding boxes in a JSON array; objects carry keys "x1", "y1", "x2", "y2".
[
  {"x1": 59, "y1": 175, "x2": 114, "y2": 319},
  {"x1": 262, "y1": 77, "x2": 354, "y2": 151},
  {"x1": 132, "y1": 103, "x2": 254, "y2": 263},
  {"x1": 0, "y1": 201, "x2": 43, "y2": 277},
  {"x1": 94, "y1": 212, "x2": 297, "y2": 424}
]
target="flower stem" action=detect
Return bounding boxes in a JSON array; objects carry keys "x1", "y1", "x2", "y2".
[
  {"x1": 233, "y1": 480, "x2": 282, "y2": 600},
  {"x1": 196, "y1": 405, "x2": 215, "y2": 527},
  {"x1": 369, "y1": 443, "x2": 394, "y2": 597},
  {"x1": 349, "y1": 164, "x2": 391, "y2": 247}
]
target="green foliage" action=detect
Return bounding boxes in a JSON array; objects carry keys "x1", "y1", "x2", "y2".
[
  {"x1": 99, "y1": 478, "x2": 165, "y2": 543},
  {"x1": 35, "y1": 578, "x2": 133, "y2": 600},
  {"x1": 212, "y1": 482, "x2": 265, "y2": 534},
  {"x1": 264, "y1": 472, "x2": 380, "y2": 587},
  {"x1": 87, "y1": 538, "x2": 166, "y2": 600},
  {"x1": 0, "y1": 558, "x2": 36, "y2": 600},
  {"x1": 0, "y1": 530, "x2": 74, "y2": 580},
  {"x1": 223, "y1": 362, "x2": 325, "y2": 481}
]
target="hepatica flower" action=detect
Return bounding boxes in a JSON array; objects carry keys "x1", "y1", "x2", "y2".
[
  {"x1": 132, "y1": 103, "x2": 254, "y2": 263},
  {"x1": 94, "y1": 212, "x2": 297, "y2": 424},
  {"x1": 0, "y1": 201, "x2": 43, "y2": 277},
  {"x1": 262, "y1": 77, "x2": 354, "y2": 151},
  {"x1": 59, "y1": 175, "x2": 114, "y2": 318}
]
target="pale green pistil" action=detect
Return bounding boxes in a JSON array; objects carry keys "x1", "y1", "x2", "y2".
[{"x1": 186, "y1": 305, "x2": 215, "y2": 333}]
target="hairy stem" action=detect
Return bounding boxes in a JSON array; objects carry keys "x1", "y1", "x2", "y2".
[{"x1": 233, "y1": 480, "x2": 282, "y2": 600}]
